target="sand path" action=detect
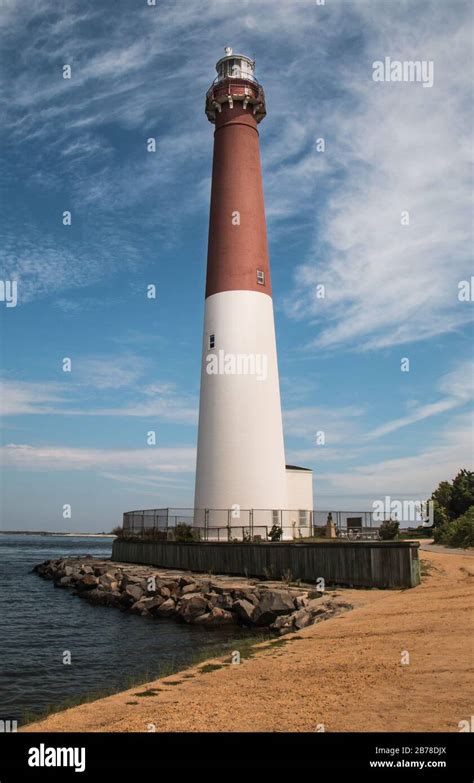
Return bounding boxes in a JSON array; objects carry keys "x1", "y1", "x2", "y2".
[{"x1": 23, "y1": 546, "x2": 473, "y2": 733}]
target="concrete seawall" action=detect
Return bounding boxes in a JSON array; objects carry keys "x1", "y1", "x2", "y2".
[{"x1": 112, "y1": 540, "x2": 421, "y2": 589}]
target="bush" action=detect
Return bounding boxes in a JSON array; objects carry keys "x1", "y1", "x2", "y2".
[
  {"x1": 143, "y1": 528, "x2": 167, "y2": 541},
  {"x1": 174, "y1": 523, "x2": 194, "y2": 543},
  {"x1": 110, "y1": 526, "x2": 124, "y2": 537},
  {"x1": 379, "y1": 519, "x2": 399, "y2": 540},
  {"x1": 433, "y1": 506, "x2": 474, "y2": 548},
  {"x1": 268, "y1": 524, "x2": 282, "y2": 542}
]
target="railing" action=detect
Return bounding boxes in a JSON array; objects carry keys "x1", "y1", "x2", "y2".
[
  {"x1": 206, "y1": 76, "x2": 264, "y2": 101},
  {"x1": 121, "y1": 508, "x2": 401, "y2": 542}
]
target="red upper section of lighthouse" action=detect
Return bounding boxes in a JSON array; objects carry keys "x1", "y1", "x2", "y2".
[{"x1": 204, "y1": 50, "x2": 272, "y2": 299}]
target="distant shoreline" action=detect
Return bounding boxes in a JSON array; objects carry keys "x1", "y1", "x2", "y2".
[{"x1": 0, "y1": 531, "x2": 116, "y2": 538}]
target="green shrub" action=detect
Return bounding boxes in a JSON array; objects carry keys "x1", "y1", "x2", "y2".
[
  {"x1": 433, "y1": 506, "x2": 474, "y2": 548},
  {"x1": 379, "y1": 519, "x2": 399, "y2": 540},
  {"x1": 268, "y1": 524, "x2": 282, "y2": 542},
  {"x1": 143, "y1": 528, "x2": 167, "y2": 541},
  {"x1": 174, "y1": 523, "x2": 194, "y2": 543}
]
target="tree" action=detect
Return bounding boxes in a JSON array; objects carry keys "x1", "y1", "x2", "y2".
[
  {"x1": 429, "y1": 469, "x2": 474, "y2": 525},
  {"x1": 431, "y1": 500, "x2": 449, "y2": 528},
  {"x1": 430, "y1": 481, "x2": 453, "y2": 522},
  {"x1": 434, "y1": 506, "x2": 474, "y2": 549},
  {"x1": 450, "y1": 469, "x2": 474, "y2": 519}
]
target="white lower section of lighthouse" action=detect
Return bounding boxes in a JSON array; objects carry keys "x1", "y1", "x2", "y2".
[{"x1": 194, "y1": 289, "x2": 288, "y2": 513}]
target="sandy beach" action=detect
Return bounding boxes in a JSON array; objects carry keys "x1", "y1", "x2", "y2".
[{"x1": 23, "y1": 544, "x2": 473, "y2": 733}]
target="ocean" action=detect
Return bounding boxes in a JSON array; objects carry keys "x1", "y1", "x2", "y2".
[{"x1": 0, "y1": 534, "x2": 251, "y2": 724}]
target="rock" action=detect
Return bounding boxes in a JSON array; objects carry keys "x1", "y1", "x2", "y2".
[
  {"x1": 64, "y1": 566, "x2": 74, "y2": 576},
  {"x1": 295, "y1": 595, "x2": 309, "y2": 609},
  {"x1": 99, "y1": 575, "x2": 118, "y2": 591},
  {"x1": 181, "y1": 582, "x2": 199, "y2": 594},
  {"x1": 271, "y1": 615, "x2": 293, "y2": 630},
  {"x1": 216, "y1": 593, "x2": 234, "y2": 611},
  {"x1": 307, "y1": 589, "x2": 324, "y2": 600},
  {"x1": 209, "y1": 582, "x2": 225, "y2": 594},
  {"x1": 252, "y1": 590, "x2": 296, "y2": 626},
  {"x1": 204, "y1": 593, "x2": 220, "y2": 607},
  {"x1": 122, "y1": 574, "x2": 145, "y2": 588},
  {"x1": 76, "y1": 574, "x2": 99, "y2": 590},
  {"x1": 232, "y1": 599, "x2": 256, "y2": 625},
  {"x1": 81, "y1": 565, "x2": 94, "y2": 575},
  {"x1": 93, "y1": 565, "x2": 109, "y2": 576},
  {"x1": 86, "y1": 588, "x2": 121, "y2": 607},
  {"x1": 156, "y1": 598, "x2": 176, "y2": 616},
  {"x1": 292, "y1": 608, "x2": 312, "y2": 629},
  {"x1": 270, "y1": 615, "x2": 295, "y2": 635},
  {"x1": 162, "y1": 581, "x2": 180, "y2": 597},
  {"x1": 130, "y1": 599, "x2": 149, "y2": 615},
  {"x1": 178, "y1": 575, "x2": 196, "y2": 587},
  {"x1": 194, "y1": 607, "x2": 235, "y2": 625},
  {"x1": 158, "y1": 586, "x2": 171, "y2": 599},
  {"x1": 125, "y1": 584, "x2": 144, "y2": 602},
  {"x1": 59, "y1": 576, "x2": 73, "y2": 586},
  {"x1": 232, "y1": 588, "x2": 259, "y2": 605},
  {"x1": 177, "y1": 594, "x2": 209, "y2": 623},
  {"x1": 141, "y1": 596, "x2": 165, "y2": 613},
  {"x1": 306, "y1": 597, "x2": 325, "y2": 613}
]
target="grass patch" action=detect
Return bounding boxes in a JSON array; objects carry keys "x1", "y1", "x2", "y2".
[
  {"x1": 199, "y1": 663, "x2": 226, "y2": 674},
  {"x1": 133, "y1": 689, "x2": 161, "y2": 697}
]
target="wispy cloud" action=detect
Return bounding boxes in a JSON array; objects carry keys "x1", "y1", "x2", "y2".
[
  {"x1": 365, "y1": 360, "x2": 474, "y2": 439},
  {"x1": 0, "y1": 354, "x2": 198, "y2": 423},
  {"x1": 284, "y1": 1, "x2": 473, "y2": 351},
  {"x1": 317, "y1": 411, "x2": 473, "y2": 500},
  {"x1": 0, "y1": 443, "x2": 196, "y2": 473}
]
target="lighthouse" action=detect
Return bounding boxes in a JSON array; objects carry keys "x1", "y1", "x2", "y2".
[{"x1": 194, "y1": 49, "x2": 313, "y2": 537}]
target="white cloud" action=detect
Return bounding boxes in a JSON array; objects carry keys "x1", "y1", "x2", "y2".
[
  {"x1": 0, "y1": 381, "x2": 65, "y2": 416},
  {"x1": 0, "y1": 443, "x2": 196, "y2": 473},
  {"x1": 285, "y1": 1, "x2": 473, "y2": 350},
  {"x1": 316, "y1": 411, "x2": 473, "y2": 501},
  {"x1": 74, "y1": 355, "x2": 150, "y2": 390},
  {"x1": 0, "y1": 365, "x2": 198, "y2": 424}
]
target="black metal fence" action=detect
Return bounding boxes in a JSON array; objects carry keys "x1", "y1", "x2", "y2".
[{"x1": 121, "y1": 508, "x2": 396, "y2": 542}]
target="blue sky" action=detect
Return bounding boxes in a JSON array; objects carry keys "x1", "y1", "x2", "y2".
[{"x1": 0, "y1": 0, "x2": 472, "y2": 531}]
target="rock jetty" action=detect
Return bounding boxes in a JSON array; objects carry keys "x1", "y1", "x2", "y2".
[{"x1": 33, "y1": 557, "x2": 352, "y2": 634}]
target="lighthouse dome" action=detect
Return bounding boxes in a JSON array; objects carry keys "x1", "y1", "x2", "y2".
[{"x1": 215, "y1": 48, "x2": 256, "y2": 82}]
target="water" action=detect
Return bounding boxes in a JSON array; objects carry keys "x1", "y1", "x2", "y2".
[{"x1": 0, "y1": 534, "x2": 252, "y2": 724}]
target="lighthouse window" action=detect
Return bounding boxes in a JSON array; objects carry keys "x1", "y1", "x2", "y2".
[
  {"x1": 257, "y1": 269, "x2": 265, "y2": 285},
  {"x1": 209, "y1": 333, "x2": 215, "y2": 350}
]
